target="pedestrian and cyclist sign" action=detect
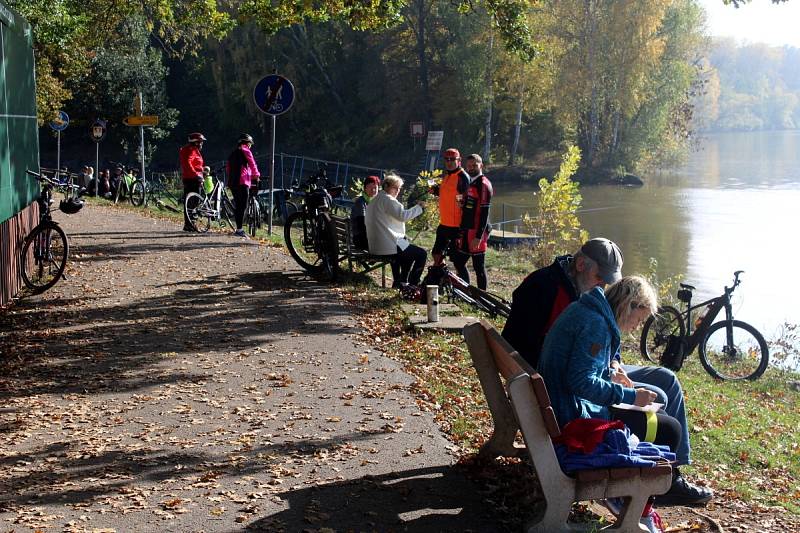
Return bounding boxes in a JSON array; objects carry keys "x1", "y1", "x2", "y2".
[
  {"x1": 49, "y1": 110, "x2": 69, "y2": 132},
  {"x1": 253, "y1": 74, "x2": 295, "y2": 116}
]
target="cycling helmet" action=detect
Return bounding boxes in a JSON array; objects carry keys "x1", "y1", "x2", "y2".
[
  {"x1": 188, "y1": 132, "x2": 207, "y2": 143},
  {"x1": 59, "y1": 197, "x2": 84, "y2": 214},
  {"x1": 238, "y1": 133, "x2": 254, "y2": 145}
]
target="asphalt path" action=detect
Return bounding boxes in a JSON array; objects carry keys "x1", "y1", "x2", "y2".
[{"x1": 0, "y1": 204, "x2": 499, "y2": 532}]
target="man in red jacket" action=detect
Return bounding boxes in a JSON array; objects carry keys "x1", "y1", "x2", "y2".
[{"x1": 179, "y1": 132, "x2": 206, "y2": 231}]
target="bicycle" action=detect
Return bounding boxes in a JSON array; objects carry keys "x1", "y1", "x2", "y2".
[
  {"x1": 283, "y1": 167, "x2": 342, "y2": 280},
  {"x1": 255, "y1": 187, "x2": 299, "y2": 226},
  {"x1": 414, "y1": 264, "x2": 511, "y2": 319},
  {"x1": 130, "y1": 172, "x2": 181, "y2": 212},
  {"x1": 640, "y1": 270, "x2": 769, "y2": 381},
  {"x1": 20, "y1": 170, "x2": 78, "y2": 292},
  {"x1": 184, "y1": 175, "x2": 235, "y2": 232},
  {"x1": 109, "y1": 163, "x2": 141, "y2": 206},
  {"x1": 244, "y1": 187, "x2": 262, "y2": 237}
]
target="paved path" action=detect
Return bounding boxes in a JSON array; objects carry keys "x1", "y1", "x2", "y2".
[{"x1": 0, "y1": 204, "x2": 499, "y2": 532}]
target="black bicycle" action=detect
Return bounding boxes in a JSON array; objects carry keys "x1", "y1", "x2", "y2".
[
  {"x1": 640, "y1": 271, "x2": 769, "y2": 380},
  {"x1": 20, "y1": 170, "x2": 79, "y2": 292},
  {"x1": 416, "y1": 264, "x2": 511, "y2": 319},
  {"x1": 109, "y1": 163, "x2": 141, "y2": 206},
  {"x1": 283, "y1": 167, "x2": 342, "y2": 280},
  {"x1": 130, "y1": 172, "x2": 182, "y2": 213}
]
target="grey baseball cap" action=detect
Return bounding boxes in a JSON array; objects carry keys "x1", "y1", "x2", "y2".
[{"x1": 580, "y1": 238, "x2": 623, "y2": 284}]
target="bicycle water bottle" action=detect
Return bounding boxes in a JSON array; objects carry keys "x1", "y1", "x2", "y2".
[{"x1": 203, "y1": 175, "x2": 214, "y2": 195}]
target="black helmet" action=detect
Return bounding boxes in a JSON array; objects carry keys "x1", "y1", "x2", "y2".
[
  {"x1": 188, "y1": 132, "x2": 207, "y2": 143},
  {"x1": 59, "y1": 197, "x2": 84, "y2": 214},
  {"x1": 238, "y1": 133, "x2": 254, "y2": 145}
]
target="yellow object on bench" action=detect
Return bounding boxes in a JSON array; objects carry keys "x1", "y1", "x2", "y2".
[
  {"x1": 330, "y1": 214, "x2": 395, "y2": 288},
  {"x1": 463, "y1": 320, "x2": 673, "y2": 532}
]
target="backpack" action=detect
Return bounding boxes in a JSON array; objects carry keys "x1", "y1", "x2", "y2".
[{"x1": 659, "y1": 335, "x2": 688, "y2": 371}]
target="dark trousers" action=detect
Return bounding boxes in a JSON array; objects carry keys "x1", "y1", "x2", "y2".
[
  {"x1": 610, "y1": 407, "x2": 682, "y2": 455},
  {"x1": 232, "y1": 184, "x2": 250, "y2": 230},
  {"x1": 183, "y1": 179, "x2": 201, "y2": 227},
  {"x1": 432, "y1": 224, "x2": 460, "y2": 258},
  {"x1": 393, "y1": 244, "x2": 427, "y2": 286},
  {"x1": 452, "y1": 251, "x2": 487, "y2": 290}
]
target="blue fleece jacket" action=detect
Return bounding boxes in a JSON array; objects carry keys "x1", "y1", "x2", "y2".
[{"x1": 537, "y1": 287, "x2": 638, "y2": 427}]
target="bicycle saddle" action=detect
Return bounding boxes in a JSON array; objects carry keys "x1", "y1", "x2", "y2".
[{"x1": 679, "y1": 282, "x2": 696, "y2": 290}]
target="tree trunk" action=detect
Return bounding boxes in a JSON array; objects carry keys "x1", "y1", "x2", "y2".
[
  {"x1": 289, "y1": 24, "x2": 346, "y2": 113},
  {"x1": 509, "y1": 80, "x2": 525, "y2": 166},
  {"x1": 483, "y1": 32, "x2": 494, "y2": 163}
]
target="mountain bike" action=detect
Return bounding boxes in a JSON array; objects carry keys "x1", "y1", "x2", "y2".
[
  {"x1": 640, "y1": 271, "x2": 769, "y2": 380},
  {"x1": 20, "y1": 170, "x2": 72, "y2": 292},
  {"x1": 283, "y1": 167, "x2": 342, "y2": 280},
  {"x1": 185, "y1": 175, "x2": 235, "y2": 232}
]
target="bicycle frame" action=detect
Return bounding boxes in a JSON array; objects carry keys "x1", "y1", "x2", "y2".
[{"x1": 680, "y1": 272, "x2": 741, "y2": 353}]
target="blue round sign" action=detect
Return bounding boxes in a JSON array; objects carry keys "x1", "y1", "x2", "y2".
[
  {"x1": 49, "y1": 110, "x2": 69, "y2": 132},
  {"x1": 253, "y1": 75, "x2": 295, "y2": 116}
]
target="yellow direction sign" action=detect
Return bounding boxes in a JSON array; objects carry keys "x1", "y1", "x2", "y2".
[{"x1": 123, "y1": 115, "x2": 159, "y2": 127}]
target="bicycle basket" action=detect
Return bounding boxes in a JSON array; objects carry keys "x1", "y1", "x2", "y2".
[
  {"x1": 659, "y1": 335, "x2": 688, "y2": 371},
  {"x1": 677, "y1": 289, "x2": 692, "y2": 303},
  {"x1": 59, "y1": 197, "x2": 84, "y2": 214}
]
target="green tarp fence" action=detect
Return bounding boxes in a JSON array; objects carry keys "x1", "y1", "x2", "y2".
[{"x1": 0, "y1": 1, "x2": 39, "y2": 224}]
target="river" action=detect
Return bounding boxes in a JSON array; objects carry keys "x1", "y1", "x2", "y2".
[{"x1": 490, "y1": 130, "x2": 800, "y2": 345}]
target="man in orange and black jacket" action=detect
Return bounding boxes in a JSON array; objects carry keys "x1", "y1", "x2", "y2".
[{"x1": 431, "y1": 148, "x2": 470, "y2": 265}]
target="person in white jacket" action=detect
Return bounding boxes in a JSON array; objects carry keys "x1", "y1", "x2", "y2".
[{"x1": 366, "y1": 173, "x2": 427, "y2": 287}]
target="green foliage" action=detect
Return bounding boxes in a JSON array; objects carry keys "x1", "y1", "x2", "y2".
[
  {"x1": 406, "y1": 170, "x2": 441, "y2": 235},
  {"x1": 523, "y1": 145, "x2": 588, "y2": 268},
  {"x1": 643, "y1": 257, "x2": 683, "y2": 307}
]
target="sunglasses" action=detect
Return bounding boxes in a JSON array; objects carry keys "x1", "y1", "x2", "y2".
[{"x1": 444, "y1": 157, "x2": 459, "y2": 162}]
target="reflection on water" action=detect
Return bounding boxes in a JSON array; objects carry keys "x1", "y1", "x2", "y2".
[{"x1": 490, "y1": 131, "x2": 800, "y2": 349}]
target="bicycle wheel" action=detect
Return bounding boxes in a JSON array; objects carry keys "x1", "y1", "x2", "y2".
[
  {"x1": 185, "y1": 192, "x2": 211, "y2": 233},
  {"x1": 640, "y1": 306, "x2": 685, "y2": 364},
  {"x1": 130, "y1": 180, "x2": 146, "y2": 206},
  {"x1": 21, "y1": 222, "x2": 69, "y2": 293},
  {"x1": 316, "y1": 212, "x2": 339, "y2": 281},
  {"x1": 221, "y1": 194, "x2": 236, "y2": 228},
  {"x1": 247, "y1": 199, "x2": 261, "y2": 237},
  {"x1": 284, "y1": 211, "x2": 324, "y2": 272},
  {"x1": 113, "y1": 183, "x2": 126, "y2": 204},
  {"x1": 699, "y1": 320, "x2": 769, "y2": 380}
]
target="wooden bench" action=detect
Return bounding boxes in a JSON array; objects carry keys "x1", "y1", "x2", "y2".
[
  {"x1": 463, "y1": 320, "x2": 673, "y2": 532},
  {"x1": 329, "y1": 214, "x2": 395, "y2": 288}
]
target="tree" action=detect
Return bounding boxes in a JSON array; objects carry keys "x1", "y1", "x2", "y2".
[{"x1": 9, "y1": 0, "x2": 232, "y2": 121}]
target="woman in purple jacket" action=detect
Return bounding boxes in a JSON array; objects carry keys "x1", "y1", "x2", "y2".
[{"x1": 227, "y1": 133, "x2": 261, "y2": 238}]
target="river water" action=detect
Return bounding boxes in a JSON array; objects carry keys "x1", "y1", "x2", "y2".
[{"x1": 491, "y1": 131, "x2": 800, "y2": 344}]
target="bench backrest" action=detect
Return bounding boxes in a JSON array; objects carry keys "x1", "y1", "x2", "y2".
[
  {"x1": 480, "y1": 322, "x2": 561, "y2": 439},
  {"x1": 329, "y1": 214, "x2": 351, "y2": 255}
]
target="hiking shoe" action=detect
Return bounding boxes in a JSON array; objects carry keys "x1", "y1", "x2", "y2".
[
  {"x1": 183, "y1": 225, "x2": 195, "y2": 232},
  {"x1": 656, "y1": 471, "x2": 713, "y2": 506},
  {"x1": 640, "y1": 508, "x2": 665, "y2": 533},
  {"x1": 233, "y1": 229, "x2": 249, "y2": 239}
]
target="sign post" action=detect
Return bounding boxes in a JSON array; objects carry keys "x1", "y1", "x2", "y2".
[
  {"x1": 253, "y1": 73, "x2": 295, "y2": 235},
  {"x1": 89, "y1": 119, "x2": 107, "y2": 197},
  {"x1": 49, "y1": 110, "x2": 69, "y2": 182},
  {"x1": 123, "y1": 92, "x2": 159, "y2": 192},
  {"x1": 425, "y1": 130, "x2": 444, "y2": 171}
]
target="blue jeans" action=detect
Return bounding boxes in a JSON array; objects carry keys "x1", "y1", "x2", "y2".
[{"x1": 624, "y1": 364, "x2": 691, "y2": 466}]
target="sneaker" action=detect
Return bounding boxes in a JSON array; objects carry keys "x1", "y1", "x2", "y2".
[
  {"x1": 640, "y1": 508, "x2": 665, "y2": 533},
  {"x1": 233, "y1": 229, "x2": 249, "y2": 239},
  {"x1": 656, "y1": 470, "x2": 713, "y2": 506}
]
